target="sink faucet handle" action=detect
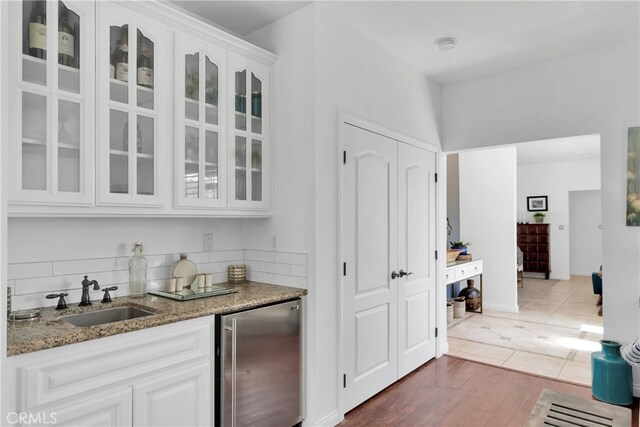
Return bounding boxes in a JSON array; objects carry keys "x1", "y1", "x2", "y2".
[
  {"x1": 46, "y1": 293, "x2": 69, "y2": 310},
  {"x1": 101, "y1": 286, "x2": 118, "y2": 304}
]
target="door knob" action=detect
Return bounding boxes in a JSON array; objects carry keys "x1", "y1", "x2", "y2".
[
  {"x1": 391, "y1": 271, "x2": 399, "y2": 280},
  {"x1": 399, "y1": 269, "x2": 413, "y2": 278}
]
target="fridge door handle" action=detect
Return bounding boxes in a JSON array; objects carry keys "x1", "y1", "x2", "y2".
[{"x1": 231, "y1": 317, "x2": 237, "y2": 427}]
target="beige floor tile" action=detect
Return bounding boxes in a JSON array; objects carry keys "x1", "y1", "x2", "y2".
[
  {"x1": 450, "y1": 350, "x2": 514, "y2": 366},
  {"x1": 503, "y1": 351, "x2": 566, "y2": 371},
  {"x1": 447, "y1": 273, "x2": 596, "y2": 383},
  {"x1": 545, "y1": 313, "x2": 592, "y2": 329},
  {"x1": 447, "y1": 337, "x2": 471, "y2": 353},
  {"x1": 461, "y1": 341, "x2": 516, "y2": 361},
  {"x1": 574, "y1": 350, "x2": 594, "y2": 363},
  {"x1": 511, "y1": 338, "x2": 572, "y2": 359},
  {"x1": 558, "y1": 360, "x2": 592, "y2": 385},
  {"x1": 501, "y1": 361, "x2": 561, "y2": 378}
]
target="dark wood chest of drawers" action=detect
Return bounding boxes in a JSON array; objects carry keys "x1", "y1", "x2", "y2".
[{"x1": 517, "y1": 223, "x2": 550, "y2": 279}]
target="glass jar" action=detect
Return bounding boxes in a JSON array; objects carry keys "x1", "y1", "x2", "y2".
[{"x1": 129, "y1": 242, "x2": 147, "y2": 297}]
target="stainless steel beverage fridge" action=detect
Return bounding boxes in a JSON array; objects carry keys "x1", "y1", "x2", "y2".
[{"x1": 217, "y1": 299, "x2": 303, "y2": 427}]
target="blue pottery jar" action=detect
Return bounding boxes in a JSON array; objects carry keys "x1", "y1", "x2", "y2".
[{"x1": 591, "y1": 340, "x2": 633, "y2": 405}]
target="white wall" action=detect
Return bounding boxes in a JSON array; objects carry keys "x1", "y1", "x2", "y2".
[
  {"x1": 0, "y1": 1, "x2": 7, "y2": 420},
  {"x1": 517, "y1": 158, "x2": 601, "y2": 280},
  {"x1": 459, "y1": 147, "x2": 518, "y2": 312},
  {"x1": 570, "y1": 190, "x2": 603, "y2": 276},
  {"x1": 248, "y1": 5, "x2": 442, "y2": 425},
  {"x1": 442, "y1": 40, "x2": 640, "y2": 392},
  {"x1": 447, "y1": 154, "x2": 460, "y2": 244},
  {"x1": 8, "y1": 218, "x2": 246, "y2": 264}
]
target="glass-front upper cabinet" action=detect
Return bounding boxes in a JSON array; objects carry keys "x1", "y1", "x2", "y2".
[
  {"x1": 228, "y1": 53, "x2": 270, "y2": 210},
  {"x1": 96, "y1": 2, "x2": 170, "y2": 206},
  {"x1": 8, "y1": 0, "x2": 95, "y2": 206},
  {"x1": 176, "y1": 34, "x2": 227, "y2": 209}
]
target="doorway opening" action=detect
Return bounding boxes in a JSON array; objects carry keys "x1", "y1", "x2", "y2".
[{"x1": 445, "y1": 134, "x2": 602, "y2": 385}]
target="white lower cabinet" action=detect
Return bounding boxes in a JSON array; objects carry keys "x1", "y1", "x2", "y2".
[
  {"x1": 5, "y1": 317, "x2": 213, "y2": 427},
  {"x1": 32, "y1": 388, "x2": 133, "y2": 427},
  {"x1": 133, "y1": 363, "x2": 210, "y2": 427}
]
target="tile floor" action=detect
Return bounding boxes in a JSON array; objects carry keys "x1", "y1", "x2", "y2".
[{"x1": 446, "y1": 275, "x2": 602, "y2": 385}]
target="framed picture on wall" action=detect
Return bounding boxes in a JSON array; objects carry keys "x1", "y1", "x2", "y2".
[{"x1": 527, "y1": 196, "x2": 548, "y2": 212}]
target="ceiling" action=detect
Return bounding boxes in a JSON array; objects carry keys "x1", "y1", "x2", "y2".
[
  {"x1": 169, "y1": 1, "x2": 310, "y2": 37},
  {"x1": 516, "y1": 134, "x2": 601, "y2": 166},
  {"x1": 319, "y1": 1, "x2": 639, "y2": 84},
  {"x1": 171, "y1": 1, "x2": 639, "y2": 85}
]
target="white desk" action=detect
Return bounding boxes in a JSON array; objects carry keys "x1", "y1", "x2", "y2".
[{"x1": 445, "y1": 259, "x2": 483, "y2": 313}]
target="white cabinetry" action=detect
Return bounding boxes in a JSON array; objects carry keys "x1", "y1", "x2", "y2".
[
  {"x1": 228, "y1": 53, "x2": 271, "y2": 210},
  {"x1": 3, "y1": 317, "x2": 213, "y2": 427},
  {"x1": 4, "y1": 1, "x2": 275, "y2": 217},
  {"x1": 134, "y1": 363, "x2": 210, "y2": 427},
  {"x1": 7, "y1": 0, "x2": 95, "y2": 206},
  {"x1": 96, "y1": 2, "x2": 171, "y2": 207},
  {"x1": 32, "y1": 388, "x2": 133, "y2": 427},
  {"x1": 175, "y1": 33, "x2": 227, "y2": 209}
]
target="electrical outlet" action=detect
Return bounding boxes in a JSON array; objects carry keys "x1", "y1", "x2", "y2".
[
  {"x1": 203, "y1": 233, "x2": 214, "y2": 252},
  {"x1": 558, "y1": 225, "x2": 564, "y2": 230},
  {"x1": 272, "y1": 236, "x2": 278, "y2": 249}
]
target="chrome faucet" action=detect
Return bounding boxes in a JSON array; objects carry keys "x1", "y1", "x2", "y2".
[{"x1": 79, "y1": 275, "x2": 100, "y2": 306}]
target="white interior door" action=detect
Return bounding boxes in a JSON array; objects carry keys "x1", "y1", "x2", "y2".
[
  {"x1": 397, "y1": 143, "x2": 437, "y2": 377},
  {"x1": 342, "y1": 124, "x2": 398, "y2": 412}
]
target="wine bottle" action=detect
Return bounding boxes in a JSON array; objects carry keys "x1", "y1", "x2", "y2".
[
  {"x1": 122, "y1": 121, "x2": 128, "y2": 151},
  {"x1": 28, "y1": 1, "x2": 47, "y2": 59},
  {"x1": 136, "y1": 123, "x2": 143, "y2": 153},
  {"x1": 137, "y1": 36, "x2": 153, "y2": 88},
  {"x1": 115, "y1": 26, "x2": 129, "y2": 82},
  {"x1": 58, "y1": 3, "x2": 75, "y2": 68},
  {"x1": 109, "y1": 40, "x2": 118, "y2": 79}
]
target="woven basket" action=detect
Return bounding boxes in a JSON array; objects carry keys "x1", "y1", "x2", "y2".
[{"x1": 228, "y1": 264, "x2": 247, "y2": 284}]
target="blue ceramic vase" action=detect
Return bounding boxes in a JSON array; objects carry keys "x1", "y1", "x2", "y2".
[{"x1": 591, "y1": 340, "x2": 633, "y2": 405}]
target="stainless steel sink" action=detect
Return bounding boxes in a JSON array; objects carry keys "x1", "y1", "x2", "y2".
[{"x1": 60, "y1": 305, "x2": 156, "y2": 327}]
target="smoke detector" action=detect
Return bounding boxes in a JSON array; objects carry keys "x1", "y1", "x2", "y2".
[{"x1": 437, "y1": 37, "x2": 457, "y2": 51}]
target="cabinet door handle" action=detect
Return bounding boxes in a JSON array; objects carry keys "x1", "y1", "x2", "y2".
[
  {"x1": 391, "y1": 271, "x2": 399, "y2": 280},
  {"x1": 399, "y1": 269, "x2": 413, "y2": 278}
]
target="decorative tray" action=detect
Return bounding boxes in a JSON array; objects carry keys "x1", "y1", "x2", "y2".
[{"x1": 149, "y1": 285, "x2": 237, "y2": 301}]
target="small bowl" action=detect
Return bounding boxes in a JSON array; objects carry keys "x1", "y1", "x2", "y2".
[{"x1": 447, "y1": 249, "x2": 463, "y2": 263}]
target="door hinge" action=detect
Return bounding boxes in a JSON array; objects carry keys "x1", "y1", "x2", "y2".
[
  {"x1": 435, "y1": 327, "x2": 438, "y2": 338},
  {"x1": 343, "y1": 374, "x2": 346, "y2": 388},
  {"x1": 435, "y1": 250, "x2": 438, "y2": 260},
  {"x1": 435, "y1": 173, "x2": 438, "y2": 183},
  {"x1": 343, "y1": 262, "x2": 347, "y2": 276},
  {"x1": 343, "y1": 151, "x2": 346, "y2": 164}
]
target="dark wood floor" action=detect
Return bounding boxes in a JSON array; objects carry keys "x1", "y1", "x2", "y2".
[{"x1": 340, "y1": 356, "x2": 638, "y2": 427}]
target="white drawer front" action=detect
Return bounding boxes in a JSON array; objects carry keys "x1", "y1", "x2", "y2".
[
  {"x1": 468, "y1": 261, "x2": 483, "y2": 276},
  {"x1": 445, "y1": 269, "x2": 453, "y2": 283},
  {"x1": 454, "y1": 265, "x2": 469, "y2": 281},
  {"x1": 21, "y1": 321, "x2": 212, "y2": 410}
]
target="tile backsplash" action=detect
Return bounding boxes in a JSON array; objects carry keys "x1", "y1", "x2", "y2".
[{"x1": 8, "y1": 249, "x2": 308, "y2": 311}]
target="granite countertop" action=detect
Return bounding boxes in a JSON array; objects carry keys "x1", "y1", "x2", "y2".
[{"x1": 7, "y1": 281, "x2": 307, "y2": 357}]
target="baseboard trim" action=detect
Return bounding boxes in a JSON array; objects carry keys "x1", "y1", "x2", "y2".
[
  {"x1": 307, "y1": 410, "x2": 340, "y2": 427},
  {"x1": 483, "y1": 303, "x2": 519, "y2": 313}
]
